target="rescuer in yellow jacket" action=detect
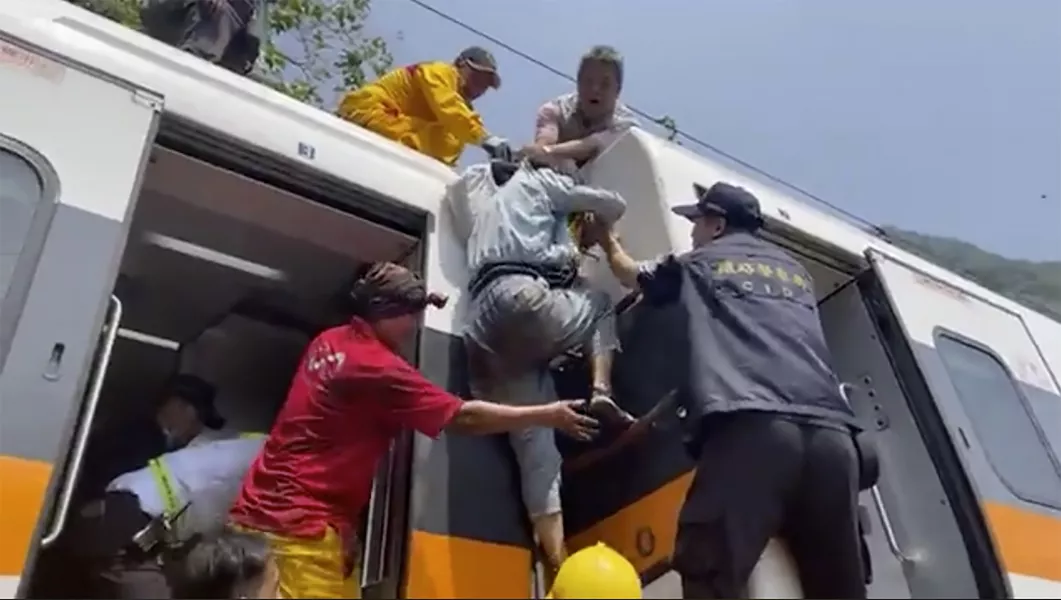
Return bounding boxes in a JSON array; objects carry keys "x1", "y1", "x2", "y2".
[{"x1": 338, "y1": 46, "x2": 511, "y2": 166}]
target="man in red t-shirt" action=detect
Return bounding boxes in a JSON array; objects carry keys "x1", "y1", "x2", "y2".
[{"x1": 229, "y1": 262, "x2": 597, "y2": 599}]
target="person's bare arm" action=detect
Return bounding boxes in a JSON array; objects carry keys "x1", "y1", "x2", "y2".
[
  {"x1": 371, "y1": 351, "x2": 598, "y2": 441},
  {"x1": 448, "y1": 400, "x2": 597, "y2": 440},
  {"x1": 533, "y1": 109, "x2": 638, "y2": 164},
  {"x1": 541, "y1": 137, "x2": 600, "y2": 164},
  {"x1": 599, "y1": 228, "x2": 684, "y2": 303},
  {"x1": 533, "y1": 100, "x2": 562, "y2": 146},
  {"x1": 599, "y1": 230, "x2": 642, "y2": 289}
]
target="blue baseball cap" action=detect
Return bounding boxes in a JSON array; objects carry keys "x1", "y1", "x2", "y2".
[{"x1": 671, "y1": 182, "x2": 764, "y2": 231}]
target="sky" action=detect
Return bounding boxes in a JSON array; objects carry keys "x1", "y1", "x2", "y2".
[{"x1": 359, "y1": 0, "x2": 1060, "y2": 261}]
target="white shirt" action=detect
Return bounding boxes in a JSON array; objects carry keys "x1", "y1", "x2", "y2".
[{"x1": 107, "y1": 436, "x2": 264, "y2": 540}]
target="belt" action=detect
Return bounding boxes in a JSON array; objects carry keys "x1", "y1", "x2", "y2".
[{"x1": 469, "y1": 261, "x2": 578, "y2": 299}]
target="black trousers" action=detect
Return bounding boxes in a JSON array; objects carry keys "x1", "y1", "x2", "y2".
[
  {"x1": 672, "y1": 412, "x2": 867, "y2": 599},
  {"x1": 68, "y1": 491, "x2": 174, "y2": 599},
  {"x1": 140, "y1": 0, "x2": 258, "y2": 74}
]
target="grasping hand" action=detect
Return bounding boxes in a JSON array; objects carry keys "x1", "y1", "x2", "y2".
[{"x1": 542, "y1": 400, "x2": 599, "y2": 441}]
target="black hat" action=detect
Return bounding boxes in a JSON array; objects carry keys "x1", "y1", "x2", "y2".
[
  {"x1": 166, "y1": 374, "x2": 225, "y2": 430},
  {"x1": 456, "y1": 46, "x2": 501, "y2": 89},
  {"x1": 671, "y1": 182, "x2": 764, "y2": 232}
]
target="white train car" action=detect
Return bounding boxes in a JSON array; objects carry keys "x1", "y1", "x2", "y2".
[{"x1": 0, "y1": 1, "x2": 1057, "y2": 598}]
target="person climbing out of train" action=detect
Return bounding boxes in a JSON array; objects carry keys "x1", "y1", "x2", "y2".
[
  {"x1": 227, "y1": 262, "x2": 600, "y2": 599},
  {"x1": 519, "y1": 44, "x2": 640, "y2": 385},
  {"x1": 139, "y1": 0, "x2": 268, "y2": 75},
  {"x1": 587, "y1": 181, "x2": 869, "y2": 599},
  {"x1": 65, "y1": 433, "x2": 267, "y2": 598},
  {"x1": 337, "y1": 46, "x2": 513, "y2": 167},
  {"x1": 462, "y1": 155, "x2": 636, "y2": 584}
]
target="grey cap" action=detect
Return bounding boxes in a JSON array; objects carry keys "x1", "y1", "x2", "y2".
[
  {"x1": 672, "y1": 182, "x2": 765, "y2": 231},
  {"x1": 456, "y1": 46, "x2": 501, "y2": 89}
]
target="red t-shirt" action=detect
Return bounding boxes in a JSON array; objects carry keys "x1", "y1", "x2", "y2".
[{"x1": 229, "y1": 319, "x2": 463, "y2": 544}]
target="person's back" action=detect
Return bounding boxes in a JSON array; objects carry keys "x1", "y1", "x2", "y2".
[
  {"x1": 230, "y1": 322, "x2": 401, "y2": 546},
  {"x1": 351, "y1": 62, "x2": 452, "y2": 123},
  {"x1": 337, "y1": 47, "x2": 505, "y2": 166},
  {"x1": 676, "y1": 232, "x2": 856, "y2": 428},
  {"x1": 597, "y1": 181, "x2": 869, "y2": 598},
  {"x1": 467, "y1": 165, "x2": 585, "y2": 273}
]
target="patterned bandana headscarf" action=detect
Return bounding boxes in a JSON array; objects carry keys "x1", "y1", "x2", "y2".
[{"x1": 348, "y1": 262, "x2": 448, "y2": 320}]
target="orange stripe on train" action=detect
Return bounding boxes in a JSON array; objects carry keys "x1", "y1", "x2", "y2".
[
  {"x1": 405, "y1": 530, "x2": 532, "y2": 598},
  {"x1": 568, "y1": 473, "x2": 1061, "y2": 585},
  {"x1": 0, "y1": 455, "x2": 52, "y2": 576},
  {"x1": 984, "y1": 502, "x2": 1061, "y2": 582}
]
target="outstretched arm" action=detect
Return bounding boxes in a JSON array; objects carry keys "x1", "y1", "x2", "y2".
[
  {"x1": 532, "y1": 101, "x2": 638, "y2": 164},
  {"x1": 599, "y1": 230, "x2": 683, "y2": 303},
  {"x1": 366, "y1": 359, "x2": 598, "y2": 440}
]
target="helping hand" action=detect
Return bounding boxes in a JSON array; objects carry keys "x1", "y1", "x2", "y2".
[
  {"x1": 517, "y1": 144, "x2": 551, "y2": 163},
  {"x1": 544, "y1": 400, "x2": 599, "y2": 441},
  {"x1": 482, "y1": 136, "x2": 514, "y2": 162}
]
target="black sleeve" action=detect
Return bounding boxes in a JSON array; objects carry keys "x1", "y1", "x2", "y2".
[{"x1": 637, "y1": 254, "x2": 684, "y2": 306}]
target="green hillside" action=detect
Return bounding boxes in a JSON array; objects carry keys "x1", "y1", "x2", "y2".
[{"x1": 882, "y1": 226, "x2": 1061, "y2": 322}]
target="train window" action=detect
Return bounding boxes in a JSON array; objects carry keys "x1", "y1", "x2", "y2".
[
  {"x1": 0, "y1": 137, "x2": 58, "y2": 367},
  {"x1": 936, "y1": 333, "x2": 1061, "y2": 508},
  {"x1": 0, "y1": 148, "x2": 43, "y2": 297}
]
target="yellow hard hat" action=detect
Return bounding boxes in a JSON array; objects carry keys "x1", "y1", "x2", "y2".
[{"x1": 547, "y1": 542, "x2": 642, "y2": 599}]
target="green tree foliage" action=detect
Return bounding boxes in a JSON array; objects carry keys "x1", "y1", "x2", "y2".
[
  {"x1": 884, "y1": 226, "x2": 1061, "y2": 322},
  {"x1": 259, "y1": 0, "x2": 392, "y2": 107},
  {"x1": 68, "y1": 0, "x2": 392, "y2": 108}
]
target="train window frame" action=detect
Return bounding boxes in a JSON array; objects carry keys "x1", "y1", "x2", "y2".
[
  {"x1": 934, "y1": 329, "x2": 1061, "y2": 509},
  {"x1": 0, "y1": 135, "x2": 61, "y2": 370}
]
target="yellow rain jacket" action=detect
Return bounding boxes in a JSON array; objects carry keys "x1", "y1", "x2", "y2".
[{"x1": 338, "y1": 62, "x2": 488, "y2": 166}]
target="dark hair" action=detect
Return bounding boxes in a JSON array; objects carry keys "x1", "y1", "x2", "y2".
[
  {"x1": 176, "y1": 531, "x2": 271, "y2": 599},
  {"x1": 578, "y1": 45, "x2": 624, "y2": 90},
  {"x1": 346, "y1": 262, "x2": 447, "y2": 320},
  {"x1": 163, "y1": 374, "x2": 225, "y2": 430}
]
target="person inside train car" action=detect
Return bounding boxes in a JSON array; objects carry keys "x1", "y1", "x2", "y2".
[
  {"x1": 462, "y1": 155, "x2": 636, "y2": 583},
  {"x1": 588, "y1": 182, "x2": 868, "y2": 599},
  {"x1": 66, "y1": 434, "x2": 267, "y2": 598},
  {"x1": 175, "y1": 530, "x2": 279, "y2": 599},
  {"x1": 78, "y1": 374, "x2": 233, "y2": 502},
  {"x1": 228, "y1": 262, "x2": 599, "y2": 599},
  {"x1": 139, "y1": 0, "x2": 268, "y2": 75},
  {"x1": 337, "y1": 46, "x2": 513, "y2": 167}
]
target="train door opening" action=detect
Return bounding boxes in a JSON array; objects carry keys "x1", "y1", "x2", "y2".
[
  {"x1": 861, "y1": 250, "x2": 1058, "y2": 598},
  {"x1": 23, "y1": 136, "x2": 427, "y2": 598}
]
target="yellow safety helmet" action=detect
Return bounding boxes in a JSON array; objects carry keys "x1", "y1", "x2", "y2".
[{"x1": 547, "y1": 542, "x2": 642, "y2": 599}]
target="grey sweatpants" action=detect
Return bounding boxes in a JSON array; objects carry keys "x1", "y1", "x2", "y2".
[{"x1": 463, "y1": 273, "x2": 616, "y2": 517}]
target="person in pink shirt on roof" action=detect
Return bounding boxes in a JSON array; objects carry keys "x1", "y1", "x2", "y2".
[{"x1": 522, "y1": 45, "x2": 639, "y2": 169}]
